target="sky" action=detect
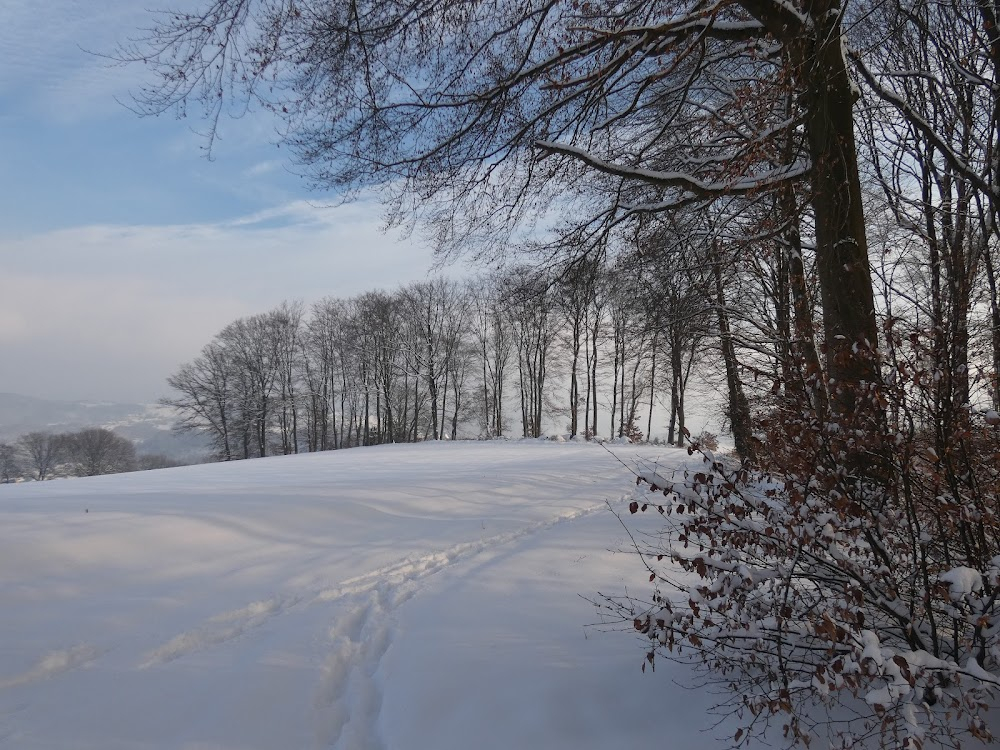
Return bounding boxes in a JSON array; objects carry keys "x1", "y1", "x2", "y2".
[{"x1": 0, "y1": 1, "x2": 443, "y2": 403}]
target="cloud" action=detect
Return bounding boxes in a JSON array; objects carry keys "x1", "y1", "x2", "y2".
[
  {"x1": 0, "y1": 2, "x2": 140, "y2": 118},
  {"x1": 3, "y1": 199, "x2": 442, "y2": 295},
  {"x1": 0, "y1": 1, "x2": 207, "y2": 122},
  {"x1": 0, "y1": 5, "x2": 469, "y2": 404},
  {"x1": 243, "y1": 160, "x2": 284, "y2": 179},
  {"x1": 0, "y1": 309, "x2": 30, "y2": 342},
  {"x1": 0, "y1": 200, "x2": 451, "y2": 402}
]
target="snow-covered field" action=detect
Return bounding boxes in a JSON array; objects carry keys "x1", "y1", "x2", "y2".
[{"x1": 0, "y1": 441, "x2": 750, "y2": 749}]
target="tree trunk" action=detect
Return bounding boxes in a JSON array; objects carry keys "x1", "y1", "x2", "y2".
[
  {"x1": 781, "y1": 187, "x2": 828, "y2": 420},
  {"x1": 795, "y1": 17, "x2": 880, "y2": 421},
  {"x1": 569, "y1": 328, "x2": 580, "y2": 437},
  {"x1": 671, "y1": 338, "x2": 684, "y2": 446},
  {"x1": 714, "y1": 263, "x2": 756, "y2": 461},
  {"x1": 985, "y1": 244, "x2": 1000, "y2": 411},
  {"x1": 647, "y1": 336, "x2": 658, "y2": 441}
]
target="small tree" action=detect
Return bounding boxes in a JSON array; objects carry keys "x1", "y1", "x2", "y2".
[
  {"x1": 621, "y1": 418, "x2": 644, "y2": 445},
  {"x1": 136, "y1": 453, "x2": 185, "y2": 471}
]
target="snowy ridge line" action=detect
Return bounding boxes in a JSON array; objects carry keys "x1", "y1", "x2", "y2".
[
  {"x1": 135, "y1": 497, "x2": 627, "y2": 674},
  {"x1": 0, "y1": 645, "x2": 102, "y2": 690}
]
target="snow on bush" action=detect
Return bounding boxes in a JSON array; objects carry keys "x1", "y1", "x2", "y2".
[
  {"x1": 614, "y1": 451, "x2": 1000, "y2": 748},
  {"x1": 606, "y1": 340, "x2": 1000, "y2": 749}
]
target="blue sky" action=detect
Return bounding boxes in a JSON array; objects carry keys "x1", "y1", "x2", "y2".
[{"x1": 0, "y1": 1, "x2": 440, "y2": 403}]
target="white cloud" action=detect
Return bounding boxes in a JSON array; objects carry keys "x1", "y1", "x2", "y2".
[
  {"x1": 0, "y1": 309, "x2": 30, "y2": 341},
  {"x1": 243, "y1": 160, "x2": 284, "y2": 178},
  {"x1": 0, "y1": 2, "x2": 140, "y2": 117},
  {"x1": 0, "y1": 200, "x2": 452, "y2": 402},
  {"x1": 0, "y1": 3, "x2": 470, "y2": 403},
  {"x1": 0, "y1": 1, "x2": 210, "y2": 122}
]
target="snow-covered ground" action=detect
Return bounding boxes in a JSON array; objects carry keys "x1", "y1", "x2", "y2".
[{"x1": 0, "y1": 441, "x2": 752, "y2": 749}]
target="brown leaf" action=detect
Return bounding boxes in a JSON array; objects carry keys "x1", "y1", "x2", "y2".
[{"x1": 892, "y1": 654, "x2": 912, "y2": 683}]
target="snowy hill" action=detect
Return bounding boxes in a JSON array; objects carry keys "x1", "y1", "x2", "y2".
[{"x1": 0, "y1": 441, "x2": 754, "y2": 749}]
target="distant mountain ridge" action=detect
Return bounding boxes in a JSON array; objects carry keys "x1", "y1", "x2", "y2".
[{"x1": 0, "y1": 393, "x2": 209, "y2": 461}]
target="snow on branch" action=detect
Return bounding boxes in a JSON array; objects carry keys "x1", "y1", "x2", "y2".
[{"x1": 535, "y1": 140, "x2": 809, "y2": 198}]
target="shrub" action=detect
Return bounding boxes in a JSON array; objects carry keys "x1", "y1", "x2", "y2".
[
  {"x1": 692, "y1": 430, "x2": 719, "y2": 452},
  {"x1": 611, "y1": 339, "x2": 1000, "y2": 748},
  {"x1": 621, "y1": 418, "x2": 644, "y2": 444}
]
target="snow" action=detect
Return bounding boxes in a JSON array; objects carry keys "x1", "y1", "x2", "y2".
[
  {"x1": 939, "y1": 566, "x2": 983, "y2": 600},
  {"x1": 0, "y1": 441, "x2": 761, "y2": 750}
]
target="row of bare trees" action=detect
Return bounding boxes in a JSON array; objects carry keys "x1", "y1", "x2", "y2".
[
  {"x1": 165, "y1": 265, "x2": 723, "y2": 460},
  {"x1": 0, "y1": 429, "x2": 140, "y2": 482}
]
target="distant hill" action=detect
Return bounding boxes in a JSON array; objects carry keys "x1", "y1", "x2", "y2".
[{"x1": 0, "y1": 393, "x2": 210, "y2": 462}]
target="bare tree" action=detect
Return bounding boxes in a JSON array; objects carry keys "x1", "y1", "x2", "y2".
[
  {"x1": 471, "y1": 276, "x2": 513, "y2": 438},
  {"x1": 18, "y1": 431, "x2": 65, "y2": 480},
  {"x1": 583, "y1": 272, "x2": 610, "y2": 440},
  {"x1": 0, "y1": 443, "x2": 20, "y2": 483},
  {"x1": 401, "y1": 279, "x2": 471, "y2": 440},
  {"x1": 553, "y1": 258, "x2": 600, "y2": 438},
  {"x1": 631, "y1": 234, "x2": 714, "y2": 446},
  {"x1": 163, "y1": 341, "x2": 236, "y2": 460},
  {"x1": 302, "y1": 298, "x2": 343, "y2": 451},
  {"x1": 354, "y1": 291, "x2": 407, "y2": 444},
  {"x1": 271, "y1": 301, "x2": 305, "y2": 455},
  {"x1": 219, "y1": 313, "x2": 283, "y2": 457},
  {"x1": 68, "y1": 429, "x2": 137, "y2": 477},
  {"x1": 505, "y1": 269, "x2": 557, "y2": 438}
]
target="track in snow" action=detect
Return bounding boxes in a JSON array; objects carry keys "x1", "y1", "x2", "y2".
[
  {"x1": 0, "y1": 442, "x2": 683, "y2": 750},
  {"x1": 309, "y1": 501, "x2": 626, "y2": 749},
  {"x1": 40, "y1": 497, "x2": 629, "y2": 749}
]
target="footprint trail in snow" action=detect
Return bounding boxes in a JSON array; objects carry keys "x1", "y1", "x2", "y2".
[{"x1": 311, "y1": 499, "x2": 622, "y2": 749}]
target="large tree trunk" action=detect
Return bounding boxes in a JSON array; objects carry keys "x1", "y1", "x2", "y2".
[{"x1": 795, "y1": 14, "x2": 880, "y2": 421}]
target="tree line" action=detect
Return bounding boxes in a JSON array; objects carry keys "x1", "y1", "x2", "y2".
[
  {"x1": 164, "y1": 264, "x2": 719, "y2": 461},
  {"x1": 0, "y1": 428, "x2": 178, "y2": 483}
]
